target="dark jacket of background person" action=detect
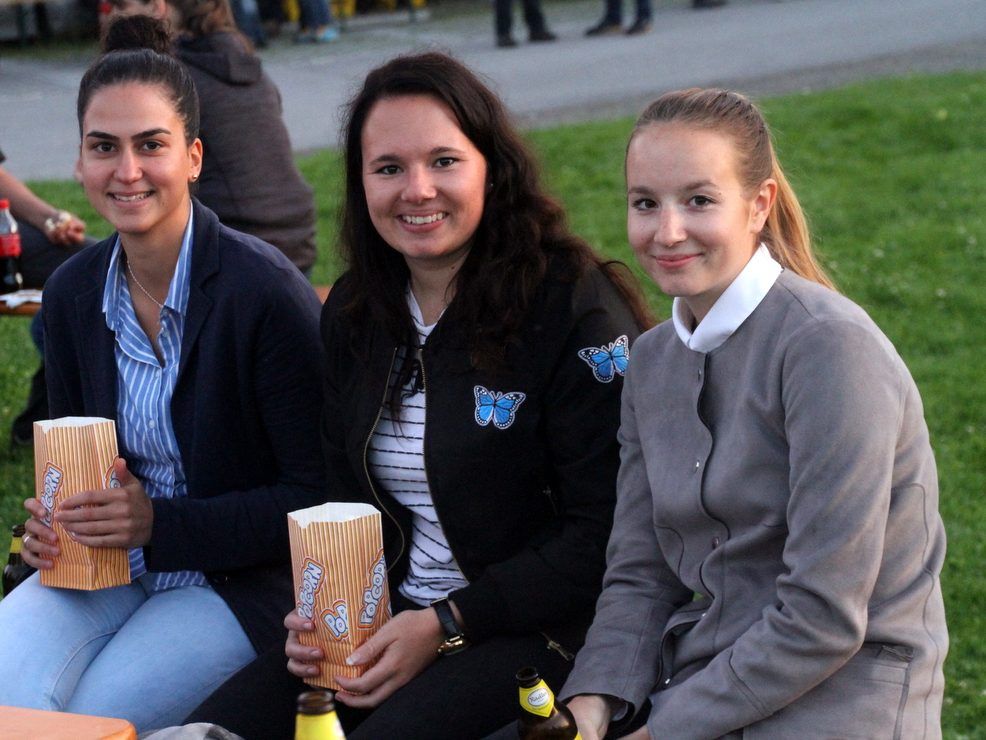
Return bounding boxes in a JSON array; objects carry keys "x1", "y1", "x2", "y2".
[
  {"x1": 176, "y1": 32, "x2": 317, "y2": 273},
  {"x1": 561, "y1": 270, "x2": 947, "y2": 738},
  {"x1": 321, "y1": 261, "x2": 640, "y2": 650},
  {"x1": 41, "y1": 200, "x2": 326, "y2": 651}
]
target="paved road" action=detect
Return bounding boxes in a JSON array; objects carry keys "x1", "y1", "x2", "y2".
[{"x1": 1, "y1": 0, "x2": 984, "y2": 180}]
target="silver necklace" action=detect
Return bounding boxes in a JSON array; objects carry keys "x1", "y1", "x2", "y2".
[{"x1": 125, "y1": 258, "x2": 165, "y2": 311}]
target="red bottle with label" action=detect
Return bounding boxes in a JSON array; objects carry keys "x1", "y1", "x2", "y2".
[{"x1": 0, "y1": 198, "x2": 24, "y2": 294}]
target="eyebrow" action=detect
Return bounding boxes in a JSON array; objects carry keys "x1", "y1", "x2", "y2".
[
  {"x1": 366, "y1": 146, "x2": 467, "y2": 167},
  {"x1": 683, "y1": 180, "x2": 720, "y2": 191},
  {"x1": 626, "y1": 181, "x2": 723, "y2": 195},
  {"x1": 85, "y1": 128, "x2": 173, "y2": 141}
]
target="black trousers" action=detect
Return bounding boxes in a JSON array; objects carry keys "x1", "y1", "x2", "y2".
[
  {"x1": 493, "y1": 0, "x2": 548, "y2": 37},
  {"x1": 17, "y1": 221, "x2": 89, "y2": 290},
  {"x1": 186, "y1": 627, "x2": 573, "y2": 739}
]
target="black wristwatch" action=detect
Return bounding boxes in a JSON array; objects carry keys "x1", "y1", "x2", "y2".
[{"x1": 431, "y1": 597, "x2": 469, "y2": 656}]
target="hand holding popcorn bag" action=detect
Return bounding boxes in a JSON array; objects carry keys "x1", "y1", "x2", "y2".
[
  {"x1": 34, "y1": 417, "x2": 131, "y2": 590},
  {"x1": 288, "y1": 502, "x2": 391, "y2": 690}
]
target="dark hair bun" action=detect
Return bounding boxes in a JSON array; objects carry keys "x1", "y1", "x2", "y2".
[{"x1": 102, "y1": 14, "x2": 172, "y2": 55}]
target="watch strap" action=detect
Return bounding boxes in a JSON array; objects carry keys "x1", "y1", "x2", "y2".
[{"x1": 431, "y1": 597, "x2": 462, "y2": 640}]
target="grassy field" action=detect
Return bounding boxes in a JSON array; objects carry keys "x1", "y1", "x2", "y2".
[{"x1": 2, "y1": 71, "x2": 983, "y2": 735}]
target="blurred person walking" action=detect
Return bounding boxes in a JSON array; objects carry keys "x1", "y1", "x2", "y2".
[
  {"x1": 585, "y1": 0, "x2": 727, "y2": 37},
  {"x1": 494, "y1": 0, "x2": 556, "y2": 48}
]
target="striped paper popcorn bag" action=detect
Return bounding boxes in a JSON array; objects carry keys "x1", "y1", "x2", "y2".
[
  {"x1": 288, "y1": 502, "x2": 391, "y2": 690},
  {"x1": 34, "y1": 417, "x2": 131, "y2": 590}
]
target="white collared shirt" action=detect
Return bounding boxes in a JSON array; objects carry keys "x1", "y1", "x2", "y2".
[{"x1": 672, "y1": 244, "x2": 783, "y2": 353}]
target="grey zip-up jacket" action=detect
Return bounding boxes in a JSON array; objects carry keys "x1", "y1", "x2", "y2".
[{"x1": 561, "y1": 270, "x2": 947, "y2": 738}]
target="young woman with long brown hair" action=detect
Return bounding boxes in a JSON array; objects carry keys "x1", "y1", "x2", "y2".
[{"x1": 187, "y1": 51, "x2": 652, "y2": 739}]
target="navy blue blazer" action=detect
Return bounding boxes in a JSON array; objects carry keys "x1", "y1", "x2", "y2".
[{"x1": 41, "y1": 200, "x2": 326, "y2": 650}]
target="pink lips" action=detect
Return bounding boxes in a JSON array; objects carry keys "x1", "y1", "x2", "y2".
[{"x1": 656, "y1": 253, "x2": 699, "y2": 270}]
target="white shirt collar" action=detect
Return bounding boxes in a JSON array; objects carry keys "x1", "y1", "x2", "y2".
[{"x1": 672, "y1": 243, "x2": 782, "y2": 353}]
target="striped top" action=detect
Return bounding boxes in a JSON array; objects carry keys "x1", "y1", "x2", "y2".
[
  {"x1": 367, "y1": 290, "x2": 468, "y2": 606},
  {"x1": 101, "y1": 208, "x2": 207, "y2": 592}
]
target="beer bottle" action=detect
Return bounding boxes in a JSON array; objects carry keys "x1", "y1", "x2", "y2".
[
  {"x1": 3, "y1": 524, "x2": 36, "y2": 596},
  {"x1": 516, "y1": 666, "x2": 582, "y2": 739},
  {"x1": 0, "y1": 199, "x2": 24, "y2": 295},
  {"x1": 295, "y1": 690, "x2": 346, "y2": 740}
]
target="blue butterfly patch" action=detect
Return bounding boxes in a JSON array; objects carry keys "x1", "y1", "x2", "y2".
[
  {"x1": 474, "y1": 385, "x2": 527, "y2": 429},
  {"x1": 578, "y1": 334, "x2": 630, "y2": 383}
]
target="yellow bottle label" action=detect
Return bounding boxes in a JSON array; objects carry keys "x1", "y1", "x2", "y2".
[
  {"x1": 295, "y1": 710, "x2": 346, "y2": 740},
  {"x1": 520, "y1": 679, "x2": 555, "y2": 719},
  {"x1": 9, "y1": 537, "x2": 21, "y2": 555}
]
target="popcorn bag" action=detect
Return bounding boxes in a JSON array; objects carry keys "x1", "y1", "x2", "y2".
[
  {"x1": 288, "y1": 502, "x2": 391, "y2": 690},
  {"x1": 34, "y1": 417, "x2": 131, "y2": 590}
]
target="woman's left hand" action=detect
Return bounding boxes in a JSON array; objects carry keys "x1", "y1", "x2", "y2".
[
  {"x1": 54, "y1": 457, "x2": 153, "y2": 548},
  {"x1": 333, "y1": 607, "x2": 445, "y2": 708}
]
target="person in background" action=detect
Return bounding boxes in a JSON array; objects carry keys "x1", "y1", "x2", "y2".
[
  {"x1": 295, "y1": 0, "x2": 338, "y2": 43},
  {"x1": 0, "y1": 17, "x2": 324, "y2": 732},
  {"x1": 493, "y1": 0, "x2": 556, "y2": 48},
  {"x1": 560, "y1": 88, "x2": 947, "y2": 738},
  {"x1": 185, "y1": 50, "x2": 652, "y2": 739},
  {"x1": 107, "y1": 0, "x2": 319, "y2": 275},
  {"x1": 584, "y1": 0, "x2": 651, "y2": 36},
  {"x1": 585, "y1": 0, "x2": 726, "y2": 37},
  {"x1": 1, "y1": 149, "x2": 96, "y2": 447}
]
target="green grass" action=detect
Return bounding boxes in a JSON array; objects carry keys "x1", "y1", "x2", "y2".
[{"x1": 2, "y1": 71, "x2": 984, "y2": 735}]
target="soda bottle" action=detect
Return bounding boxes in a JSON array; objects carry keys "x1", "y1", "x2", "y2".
[
  {"x1": 516, "y1": 666, "x2": 582, "y2": 739},
  {"x1": 3, "y1": 524, "x2": 36, "y2": 596},
  {"x1": 0, "y1": 199, "x2": 24, "y2": 294},
  {"x1": 295, "y1": 690, "x2": 346, "y2": 740}
]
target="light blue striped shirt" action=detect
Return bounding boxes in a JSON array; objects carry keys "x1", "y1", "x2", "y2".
[{"x1": 102, "y1": 208, "x2": 207, "y2": 592}]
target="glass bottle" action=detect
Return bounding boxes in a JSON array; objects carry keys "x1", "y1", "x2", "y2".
[
  {"x1": 516, "y1": 666, "x2": 582, "y2": 739},
  {"x1": 295, "y1": 689, "x2": 346, "y2": 740},
  {"x1": 3, "y1": 524, "x2": 36, "y2": 595},
  {"x1": 0, "y1": 199, "x2": 24, "y2": 295}
]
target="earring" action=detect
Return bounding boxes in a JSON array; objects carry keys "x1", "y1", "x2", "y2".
[{"x1": 190, "y1": 173, "x2": 199, "y2": 182}]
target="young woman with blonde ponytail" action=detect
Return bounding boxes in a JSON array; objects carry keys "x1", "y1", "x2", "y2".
[{"x1": 560, "y1": 88, "x2": 947, "y2": 739}]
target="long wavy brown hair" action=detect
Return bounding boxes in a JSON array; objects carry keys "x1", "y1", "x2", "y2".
[{"x1": 339, "y1": 51, "x2": 653, "y2": 381}]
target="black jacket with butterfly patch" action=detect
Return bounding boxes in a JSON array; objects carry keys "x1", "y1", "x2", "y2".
[{"x1": 320, "y1": 261, "x2": 642, "y2": 651}]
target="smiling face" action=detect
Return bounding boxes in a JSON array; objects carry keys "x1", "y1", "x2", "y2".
[
  {"x1": 79, "y1": 81, "x2": 202, "y2": 250},
  {"x1": 360, "y1": 95, "x2": 488, "y2": 281},
  {"x1": 626, "y1": 123, "x2": 775, "y2": 323}
]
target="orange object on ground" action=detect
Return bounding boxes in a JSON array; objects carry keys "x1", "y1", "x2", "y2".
[{"x1": 0, "y1": 705, "x2": 136, "y2": 739}]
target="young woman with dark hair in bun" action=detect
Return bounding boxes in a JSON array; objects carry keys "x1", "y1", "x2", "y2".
[{"x1": 0, "y1": 17, "x2": 324, "y2": 731}]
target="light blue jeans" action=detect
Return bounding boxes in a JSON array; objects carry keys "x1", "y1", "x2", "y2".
[{"x1": 0, "y1": 572, "x2": 257, "y2": 733}]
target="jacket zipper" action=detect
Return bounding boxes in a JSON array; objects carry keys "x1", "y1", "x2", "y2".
[
  {"x1": 417, "y1": 349, "x2": 574, "y2": 658},
  {"x1": 416, "y1": 347, "x2": 470, "y2": 583},
  {"x1": 363, "y1": 346, "x2": 405, "y2": 573},
  {"x1": 542, "y1": 634, "x2": 576, "y2": 661}
]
